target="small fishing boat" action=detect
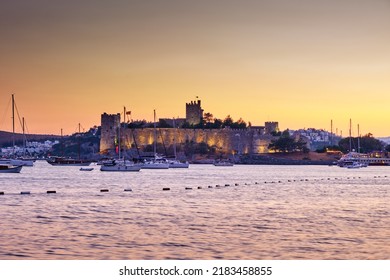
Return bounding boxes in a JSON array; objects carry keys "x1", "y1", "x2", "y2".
[
  {"x1": 0, "y1": 164, "x2": 23, "y2": 173},
  {"x1": 80, "y1": 167, "x2": 94, "y2": 171}
]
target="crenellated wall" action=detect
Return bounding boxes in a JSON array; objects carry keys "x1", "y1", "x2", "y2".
[
  {"x1": 100, "y1": 113, "x2": 275, "y2": 155},
  {"x1": 124, "y1": 128, "x2": 255, "y2": 154}
]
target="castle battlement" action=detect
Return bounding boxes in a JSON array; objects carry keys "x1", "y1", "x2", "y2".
[
  {"x1": 99, "y1": 100, "x2": 277, "y2": 156},
  {"x1": 186, "y1": 100, "x2": 203, "y2": 126}
]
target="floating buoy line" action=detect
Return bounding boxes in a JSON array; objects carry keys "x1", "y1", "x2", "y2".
[{"x1": 0, "y1": 175, "x2": 387, "y2": 196}]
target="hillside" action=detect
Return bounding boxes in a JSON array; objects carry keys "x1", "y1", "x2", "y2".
[
  {"x1": 239, "y1": 151, "x2": 341, "y2": 165},
  {"x1": 0, "y1": 130, "x2": 61, "y2": 146}
]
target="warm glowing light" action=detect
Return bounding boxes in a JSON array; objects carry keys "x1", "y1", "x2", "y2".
[{"x1": 1, "y1": 1, "x2": 389, "y2": 137}]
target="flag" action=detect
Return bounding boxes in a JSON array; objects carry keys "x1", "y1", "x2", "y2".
[{"x1": 126, "y1": 111, "x2": 131, "y2": 115}]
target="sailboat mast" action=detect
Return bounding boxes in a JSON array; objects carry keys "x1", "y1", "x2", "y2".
[
  {"x1": 173, "y1": 118, "x2": 177, "y2": 159},
  {"x1": 79, "y1": 123, "x2": 81, "y2": 159},
  {"x1": 12, "y1": 94, "x2": 15, "y2": 151},
  {"x1": 349, "y1": 119, "x2": 352, "y2": 152},
  {"x1": 357, "y1": 124, "x2": 360, "y2": 154},
  {"x1": 153, "y1": 109, "x2": 157, "y2": 155},
  {"x1": 330, "y1": 119, "x2": 333, "y2": 146},
  {"x1": 22, "y1": 117, "x2": 25, "y2": 156},
  {"x1": 118, "y1": 116, "x2": 121, "y2": 160}
]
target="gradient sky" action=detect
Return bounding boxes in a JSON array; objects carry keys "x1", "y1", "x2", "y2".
[{"x1": 1, "y1": 0, "x2": 389, "y2": 136}]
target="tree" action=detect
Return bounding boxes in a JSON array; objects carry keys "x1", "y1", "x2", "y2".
[
  {"x1": 203, "y1": 112, "x2": 214, "y2": 123},
  {"x1": 268, "y1": 130, "x2": 307, "y2": 153},
  {"x1": 231, "y1": 118, "x2": 247, "y2": 129},
  {"x1": 223, "y1": 115, "x2": 234, "y2": 127},
  {"x1": 338, "y1": 134, "x2": 384, "y2": 153},
  {"x1": 213, "y1": 118, "x2": 223, "y2": 129}
]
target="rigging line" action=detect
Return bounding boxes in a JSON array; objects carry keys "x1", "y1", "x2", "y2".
[
  {"x1": 23, "y1": 118, "x2": 31, "y2": 142},
  {"x1": 14, "y1": 99, "x2": 25, "y2": 133},
  {"x1": 0, "y1": 96, "x2": 12, "y2": 130},
  {"x1": 24, "y1": 119, "x2": 30, "y2": 135}
]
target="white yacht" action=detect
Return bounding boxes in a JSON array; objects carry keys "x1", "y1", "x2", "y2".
[
  {"x1": 141, "y1": 156, "x2": 170, "y2": 169},
  {"x1": 100, "y1": 159, "x2": 141, "y2": 172}
]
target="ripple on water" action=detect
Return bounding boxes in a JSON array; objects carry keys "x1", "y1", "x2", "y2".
[{"x1": 1, "y1": 163, "x2": 390, "y2": 259}]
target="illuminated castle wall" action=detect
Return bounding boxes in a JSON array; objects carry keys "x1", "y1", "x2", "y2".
[{"x1": 100, "y1": 113, "x2": 276, "y2": 155}]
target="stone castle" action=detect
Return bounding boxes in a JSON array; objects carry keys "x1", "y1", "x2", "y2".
[{"x1": 100, "y1": 100, "x2": 279, "y2": 156}]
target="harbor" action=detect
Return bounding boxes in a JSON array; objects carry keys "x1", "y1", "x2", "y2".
[{"x1": 1, "y1": 161, "x2": 390, "y2": 259}]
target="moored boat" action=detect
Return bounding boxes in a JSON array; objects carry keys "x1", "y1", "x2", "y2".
[
  {"x1": 0, "y1": 158, "x2": 34, "y2": 167},
  {"x1": 80, "y1": 167, "x2": 94, "y2": 171},
  {"x1": 47, "y1": 156, "x2": 92, "y2": 166},
  {"x1": 100, "y1": 159, "x2": 141, "y2": 172},
  {"x1": 338, "y1": 152, "x2": 386, "y2": 167},
  {"x1": 141, "y1": 157, "x2": 170, "y2": 169},
  {"x1": 0, "y1": 164, "x2": 23, "y2": 173}
]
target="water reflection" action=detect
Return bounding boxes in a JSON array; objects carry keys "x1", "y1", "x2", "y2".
[{"x1": 0, "y1": 162, "x2": 390, "y2": 259}]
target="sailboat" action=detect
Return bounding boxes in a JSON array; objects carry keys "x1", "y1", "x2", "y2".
[
  {"x1": 337, "y1": 119, "x2": 365, "y2": 168},
  {"x1": 100, "y1": 108, "x2": 141, "y2": 172},
  {"x1": 0, "y1": 94, "x2": 33, "y2": 167},
  {"x1": 140, "y1": 110, "x2": 169, "y2": 169},
  {"x1": 168, "y1": 118, "x2": 189, "y2": 168}
]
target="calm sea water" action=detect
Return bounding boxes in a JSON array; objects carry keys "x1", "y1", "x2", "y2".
[{"x1": 0, "y1": 161, "x2": 389, "y2": 260}]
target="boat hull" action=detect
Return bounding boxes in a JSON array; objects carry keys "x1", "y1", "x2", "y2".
[
  {"x1": 100, "y1": 165, "x2": 141, "y2": 172},
  {"x1": 0, "y1": 165, "x2": 23, "y2": 173},
  {"x1": 141, "y1": 163, "x2": 170, "y2": 169},
  {"x1": 169, "y1": 162, "x2": 189, "y2": 168},
  {"x1": 0, "y1": 159, "x2": 34, "y2": 167},
  {"x1": 47, "y1": 157, "x2": 91, "y2": 166}
]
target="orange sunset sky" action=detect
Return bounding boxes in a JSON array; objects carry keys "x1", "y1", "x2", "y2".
[{"x1": 1, "y1": 0, "x2": 389, "y2": 136}]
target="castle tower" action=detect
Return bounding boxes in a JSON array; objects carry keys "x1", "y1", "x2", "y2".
[
  {"x1": 186, "y1": 100, "x2": 204, "y2": 126},
  {"x1": 265, "y1": 122, "x2": 279, "y2": 135},
  {"x1": 100, "y1": 113, "x2": 120, "y2": 153}
]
